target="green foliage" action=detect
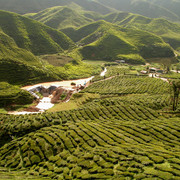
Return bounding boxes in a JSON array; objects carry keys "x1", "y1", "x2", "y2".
[
  {"x1": 161, "y1": 72, "x2": 180, "y2": 79},
  {"x1": 0, "y1": 10, "x2": 74, "y2": 55},
  {"x1": 92, "y1": 65, "x2": 130, "y2": 82},
  {"x1": 0, "y1": 75, "x2": 179, "y2": 179},
  {"x1": 0, "y1": 0, "x2": 113, "y2": 15},
  {"x1": 97, "y1": 0, "x2": 180, "y2": 21},
  {"x1": 115, "y1": 14, "x2": 180, "y2": 50},
  {"x1": 0, "y1": 58, "x2": 61, "y2": 85},
  {"x1": 63, "y1": 20, "x2": 174, "y2": 63},
  {"x1": 0, "y1": 82, "x2": 34, "y2": 107},
  {"x1": 26, "y1": 6, "x2": 93, "y2": 30},
  {"x1": 84, "y1": 75, "x2": 170, "y2": 95}
]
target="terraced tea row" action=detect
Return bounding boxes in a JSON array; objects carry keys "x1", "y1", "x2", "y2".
[
  {"x1": 0, "y1": 94, "x2": 167, "y2": 146},
  {"x1": 0, "y1": 118, "x2": 180, "y2": 179},
  {"x1": 92, "y1": 66, "x2": 130, "y2": 82},
  {"x1": 84, "y1": 76, "x2": 170, "y2": 95}
]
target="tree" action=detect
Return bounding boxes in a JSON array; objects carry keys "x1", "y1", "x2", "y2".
[
  {"x1": 176, "y1": 63, "x2": 180, "y2": 73},
  {"x1": 170, "y1": 81, "x2": 180, "y2": 111}
]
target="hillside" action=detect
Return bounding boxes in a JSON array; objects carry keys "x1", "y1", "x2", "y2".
[
  {"x1": 0, "y1": 29, "x2": 62, "y2": 85},
  {"x1": 148, "y1": 0, "x2": 180, "y2": 19},
  {"x1": 62, "y1": 21, "x2": 175, "y2": 64},
  {"x1": 0, "y1": 30, "x2": 41, "y2": 67},
  {"x1": 96, "y1": 0, "x2": 180, "y2": 21},
  {"x1": 27, "y1": 6, "x2": 180, "y2": 52},
  {"x1": 0, "y1": 72, "x2": 180, "y2": 179},
  {"x1": 0, "y1": 19, "x2": 101, "y2": 85},
  {"x1": 0, "y1": 0, "x2": 113, "y2": 15},
  {"x1": 25, "y1": 6, "x2": 93, "y2": 30},
  {"x1": 112, "y1": 13, "x2": 180, "y2": 51},
  {"x1": 0, "y1": 82, "x2": 34, "y2": 107},
  {"x1": 0, "y1": 10, "x2": 74, "y2": 55}
]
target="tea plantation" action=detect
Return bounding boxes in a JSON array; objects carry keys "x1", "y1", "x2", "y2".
[
  {"x1": 0, "y1": 72, "x2": 180, "y2": 179},
  {"x1": 83, "y1": 75, "x2": 169, "y2": 95}
]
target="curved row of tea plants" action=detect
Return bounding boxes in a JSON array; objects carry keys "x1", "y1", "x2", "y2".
[
  {"x1": 84, "y1": 75, "x2": 170, "y2": 95},
  {"x1": 92, "y1": 66, "x2": 130, "y2": 82},
  {"x1": 0, "y1": 94, "x2": 169, "y2": 147},
  {"x1": 0, "y1": 117, "x2": 180, "y2": 179}
]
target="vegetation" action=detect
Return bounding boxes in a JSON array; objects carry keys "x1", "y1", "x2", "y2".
[
  {"x1": 25, "y1": 6, "x2": 93, "y2": 30},
  {"x1": 0, "y1": 0, "x2": 113, "y2": 15},
  {"x1": 49, "y1": 93, "x2": 100, "y2": 112},
  {"x1": 62, "y1": 21, "x2": 175, "y2": 63},
  {"x1": 97, "y1": 0, "x2": 180, "y2": 21},
  {"x1": 83, "y1": 75, "x2": 170, "y2": 95},
  {"x1": 0, "y1": 29, "x2": 62, "y2": 85},
  {"x1": 0, "y1": 10, "x2": 74, "y2": 55},
  {"x1": 0, "y1": 82, "x2": 34, "y2": 107},
  {"x1": 1, "y1": 64, "x2": 180, "y2": 179},
  {"x1": 113, "y1": 13, "x2": 180, "y2": 51},
  {"x1": 0, "y1": 91, "x2": 180, "y2": 179},
  {"x1": 92, "y1": 65, "x2": 130, "y2": 82},
  {"x1": 1, "y1": 1, "x2": 180, "y2": 179},
  {"x1": 0, "y1": 26, "x2": 101, "y2": 85}
]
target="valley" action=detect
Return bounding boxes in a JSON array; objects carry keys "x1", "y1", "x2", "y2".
[{"x1": 0, "y1": 0, "x2": 180, "y2": 179}]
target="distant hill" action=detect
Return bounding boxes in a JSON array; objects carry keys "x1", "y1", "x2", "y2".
[
  {"x1": 148, "y1": 0, "x2": 180, "y2": 19},
  {"x1": 0, "y1": 30, "x2": 61, "y2": 85},
  {"x1": 96, "y1": 0, "x2": 180, "y2": 21},
  {"x1": 25, "y1": 6, "x2": 93, "y2": 30},
  {"x1": 62, "y1": 21, "x2": 175, "y2": 64},
  {"x1": 0, "y1": 10, "x2": 74, "y2": 55},
  {"x1": 105, "y1": 12, "x2": 180, "y2": 51},
  {"x1": 27, "y1": 5, "x2": 180, "y2": 52},
  {"x1": 0, "y1": 0, "x2": 113, "y2": 15}
]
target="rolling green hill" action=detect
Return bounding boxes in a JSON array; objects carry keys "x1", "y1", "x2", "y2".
[
  {"x1": 62, "y1": 21, "x2": 175, "y2": 64},
  {"x1": 0, "y1": 0, "x2": 113, "y2": 15},
  {"x1": 28, "y1": 5, "x2": 180, "y2": 53},
  {"x1": 0, "y1": 10, "x2": 74, "y2": 55},
  {"x1": 112, "y1": 13, "x2": 180, "y2": 51},
  {"x1": 0, "y1": 74, "x2": 180, "y2": 179},
  {"x1": 96, "y1": 0, "x2": 180, "y2": 21},
  {"x1": 0, "y1": 30, "x2": 41, "y2": 67},
  {"x1": 0, "y1": 29, "x2": 61, "y2": 85},
  {"x1": 148, "y1": 0, "x2": 180, "y2": 19},
  {"x1": 25, "y1": 6, "x2": 93, "y2": 30},
  {"x1": 0, "y1": 19, "x2": 101, "y2": 85}
]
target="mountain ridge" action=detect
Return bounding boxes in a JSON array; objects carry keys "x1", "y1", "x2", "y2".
[
  {"x1": 62, "y1": 20, "x2": 175, "y2": 63},
  {"x1": 0, "y1": 10, "x2": 74, "y2": 55}
]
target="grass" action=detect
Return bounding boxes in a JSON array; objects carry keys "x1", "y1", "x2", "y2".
[
  {"x1": 39, "y1": 54, "x2": 74, "y2": 67},
  {"x1": 48, "y1": 93, "x2": 100, "y2": 112},
  {"x1": 0, "y1": 108, "x2": 7, "y2": 114}
]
